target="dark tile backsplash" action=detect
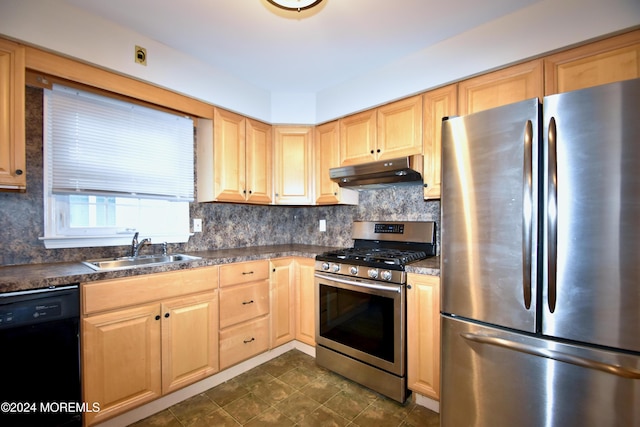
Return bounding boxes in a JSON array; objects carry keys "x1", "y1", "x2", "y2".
[{"x1": 0, "y1": 87, "x2": 440, "y2": 267}]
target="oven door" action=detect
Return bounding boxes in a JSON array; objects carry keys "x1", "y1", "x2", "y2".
[{"x1": 314, "y1": 272, "x2": 405, "y2": 376}]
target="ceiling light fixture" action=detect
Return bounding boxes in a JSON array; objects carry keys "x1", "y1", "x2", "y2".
[{"x1": 266, "y1": 0, "x2": 323, "y2": 12}]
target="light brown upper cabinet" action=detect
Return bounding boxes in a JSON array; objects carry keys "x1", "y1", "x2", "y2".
[
  {"x1": 0, "y1": 38, "x2": 25, "y2": 191},
  {"x1": 197, "y1": 108, "x2": 272, "y2": 204},
  {"x1": 314, "y1": 120, "x2": 358, "y2": 205},
  {"x1": 458, "y1": 59, "x2": 544, "y2": 115},
  {"x1": 544, "y1": 29, "x2": 640, "y2": 96},
  {"x1": 376, "y1": 95, "x2": 423, "y2": 160},
  {"x1": 339, "y1": 109, "x2": 377, "y2": 165},
  {"x1": 422, "y1": 84, "x2": 457, "y2": 200},
  {"x1": 273, "y1": 126, "x2": 314, "y2": 205},
  {"x1": 339, "y1": 96, "x2": 422, "y2": 166}
]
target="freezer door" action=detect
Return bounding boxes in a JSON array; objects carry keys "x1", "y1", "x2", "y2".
[
  {"x1": 542, "y1": 78, "x2": 640, "y2": 352},
  {"x1": 441, "y1": 98, "x2": 539, "y2": 332},
  {"x1": 441, "y1": 316, "x2": 640, "y2": 427}
]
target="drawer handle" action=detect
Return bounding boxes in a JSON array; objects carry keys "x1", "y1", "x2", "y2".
[
  {"x1": 243, "y1": 337, "x2": 255, "y2": 344},
  {"x1": 242, "y1": 271, "x2": 254, "y2": 275},
  {"x1": 242, "y1": 300, "x2": 254, "y2": 305}
]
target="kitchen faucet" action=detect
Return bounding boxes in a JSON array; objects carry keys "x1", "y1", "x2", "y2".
[{"x1": 130, "y1": 232, "x2": 151, "y2": 257}]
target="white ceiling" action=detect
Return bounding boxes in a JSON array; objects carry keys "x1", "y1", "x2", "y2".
[{"x1": 61, "y1": 0, "x2": 539, "y2": 94}]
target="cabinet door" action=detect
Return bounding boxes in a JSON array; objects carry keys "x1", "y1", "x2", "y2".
[
  {"x1": 458, "y1": 59, "x2": 543, "y2": 115},
  {"x1": 0, "y1": 39, "x2": 25, "y2": 191},
  {"x1": 161, "y1": 291, "x2": 219, "y2": 394},
  {"x1": 246, "y1": 118, "x2": 273, "y2": 204},
  {"x1": 423, "y1": 84, "x2": 457, "y2": 200},
  {"x1": 544, "y1": 29, "x2": 640, "y2": 95},
  {"x1": 339, "y1": 109, "x2": 377, "y2": 165},
  {"x1": 295, "y1": 257, "x2": 316, "y2": 346},
  {"x1": 377, "y1": 95, "x2": 423, "y2": 160},
  {"x1": 314, "y1": 121, "x2": 359, "y2": 206},
  {"x1": 273, "y1": 126, "x2": 314, "y2": 205},
  {"x1": 270, "y1": 258, "x2": 296, "y2": 347},
  {"x1": 82, "y1": 304, "x2": 161, "y2": 426},
  {"x1": 213, "y1": 108, "x2": 246, "y2": 202},
  {"x1": 407, "y1": 274, "x2": 440, "y2": 400},
  {"x1": 314, "y1": 121, "x2": 341, "y2": 205}
]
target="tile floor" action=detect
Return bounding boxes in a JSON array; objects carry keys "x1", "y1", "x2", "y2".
[{"x1": 131, "y1": 350, "x2": 440, "y2": 426}]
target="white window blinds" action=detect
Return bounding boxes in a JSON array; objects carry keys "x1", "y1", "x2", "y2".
[{"x1": 45, "y1": 84, "x2": 194, "y2": 201}]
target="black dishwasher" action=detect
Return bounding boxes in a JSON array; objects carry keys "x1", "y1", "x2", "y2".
[{"x1": 0, "y1": 285, "x2": 81, "y2": 427}]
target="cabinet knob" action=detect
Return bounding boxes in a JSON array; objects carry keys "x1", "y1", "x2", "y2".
[
  {"x1": 407, "y1": 285, "x2": 412, "y2": 290},
  {"x1": 370, "y1": 150, "x2": 374, "y2": 154},
  {"x1": 164, "y1": 312, "x2": 170, "y2": 318},
  {"x1": 155, "y1": 315, "x2": 161, "y2": 321},
  {"x1": 376, "y1": 149, "x2": 381, "y2": 153},
  {"x1": 15, "y1": 169, "x2": 23, "y2": 175}
]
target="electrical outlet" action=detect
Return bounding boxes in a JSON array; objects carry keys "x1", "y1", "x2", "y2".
[
  {"x1": 319, "y1": 219, "x2": 327, "y2": 232},
  {"x1": 135, "y1": 45, "x2": 147, "y2": 66},
  {"x1": 193, "y1": 218, "x2": 203, "y2": 233}
]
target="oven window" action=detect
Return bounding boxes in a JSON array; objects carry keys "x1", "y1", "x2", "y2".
[{"x1": 319, "y1": 283, "x2": 396, "y2": 363}]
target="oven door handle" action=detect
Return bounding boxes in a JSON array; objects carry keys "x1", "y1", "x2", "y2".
[{"x1": 314, "y1": 273, "x2": 402, "y2": 293}]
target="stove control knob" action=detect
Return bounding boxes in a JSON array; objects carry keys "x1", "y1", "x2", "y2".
[
  {"x1": 331, "y1": 263, "x2": 340, "y2": 273},
  {"x1": 349, "y1": 266, "x2": 358, "y2": 275},
  {"x1": 381, "y1": 270, "x2": 393, "y2": 281},
  {"x1": 321, "y1": 262, "x2": 330, "y2": 271},
  {"x1": 368, "y1": 268, "x2": 379, "y2": 279}
]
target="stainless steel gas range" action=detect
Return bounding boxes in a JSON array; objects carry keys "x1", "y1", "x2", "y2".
[{"x1": 314, "y1": 221, "x2": 436, "y2": 403}]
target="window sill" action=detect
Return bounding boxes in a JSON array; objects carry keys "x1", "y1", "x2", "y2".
[{"x1": 39, "y1": 233, "x2": 192, "y2": 249}]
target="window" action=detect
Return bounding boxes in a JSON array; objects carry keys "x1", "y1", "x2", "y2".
[{"x1": 42, "y1": 84, "x2": 194, "y2": 249}]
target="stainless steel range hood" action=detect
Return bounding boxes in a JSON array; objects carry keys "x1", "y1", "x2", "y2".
[{"x1": 329, "y1": 155, "x2": 424, "y2": 190}]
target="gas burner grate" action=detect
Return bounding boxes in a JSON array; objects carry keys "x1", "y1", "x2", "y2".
[{"x1": 320, "y1": 248, "x2": 428, "y2": 266}]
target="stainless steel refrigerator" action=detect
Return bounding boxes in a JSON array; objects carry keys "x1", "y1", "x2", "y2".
[{"x1": 440, "y1": 78, "x2": 640, "y2": 427}]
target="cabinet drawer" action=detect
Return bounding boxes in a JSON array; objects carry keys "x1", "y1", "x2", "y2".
[
  {"x1": 219, "y1": 260, "x2": 269, "y2": 287},
  {"x1": 219, "y1": 316, "x2": 269, "y2": 370},
  {"x1": 219, "y1": 280, "x2": 269, "y2": 328}
]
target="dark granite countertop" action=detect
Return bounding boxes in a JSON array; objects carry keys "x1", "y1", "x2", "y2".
[
  {"x1": 405, "y1": 256, "x2": 441, "y2": 276},
  {"x1": 0, "y1": 244, "x2": 441, "y2": 294}
]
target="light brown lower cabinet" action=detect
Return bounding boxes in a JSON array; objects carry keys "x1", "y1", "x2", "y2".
[
  {"x1": 407, "y1": 273, "x2": 440, "y2": 400},
  {"x1": 218, "y1": 260, "x2": 271, "y2": 370},
  {"x1": 295, "y1": 257, "x2": 316, "y2": 347},
  {"x1": 270, "y1": 257, "x2": 297, "y2": 347},
  {"x1": 269, "y1": 257, "x2": 316, "y2": 348},
  {"x1": 81, "y1": 268, "x2": 219, "y2": 426}
]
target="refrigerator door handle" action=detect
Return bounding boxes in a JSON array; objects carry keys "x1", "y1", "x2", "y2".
[
  {"x1": 547, "y1": 117, "x2": 558, "y2": 313},
  {"x1": 461, "y1": 332, "x2": 640, "y2": 379},
  {"x1": 522, "y1": 120, "x2": 533, "y2": 309}
]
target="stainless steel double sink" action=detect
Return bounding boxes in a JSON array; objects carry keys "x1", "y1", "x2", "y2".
[{"x1": 82, "y1": 254, "x2": 201, "y2": 271}]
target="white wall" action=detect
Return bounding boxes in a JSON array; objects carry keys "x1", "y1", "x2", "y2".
[
  {"x1": 315, "y1": 0, "x2": 640, "y2": 122},
  {"x1": 0, "y1": 0, "x2": 272, "y2": 121},
  {"x1": 1, "y1": 0, "x2": 639, "y2": 124}
]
